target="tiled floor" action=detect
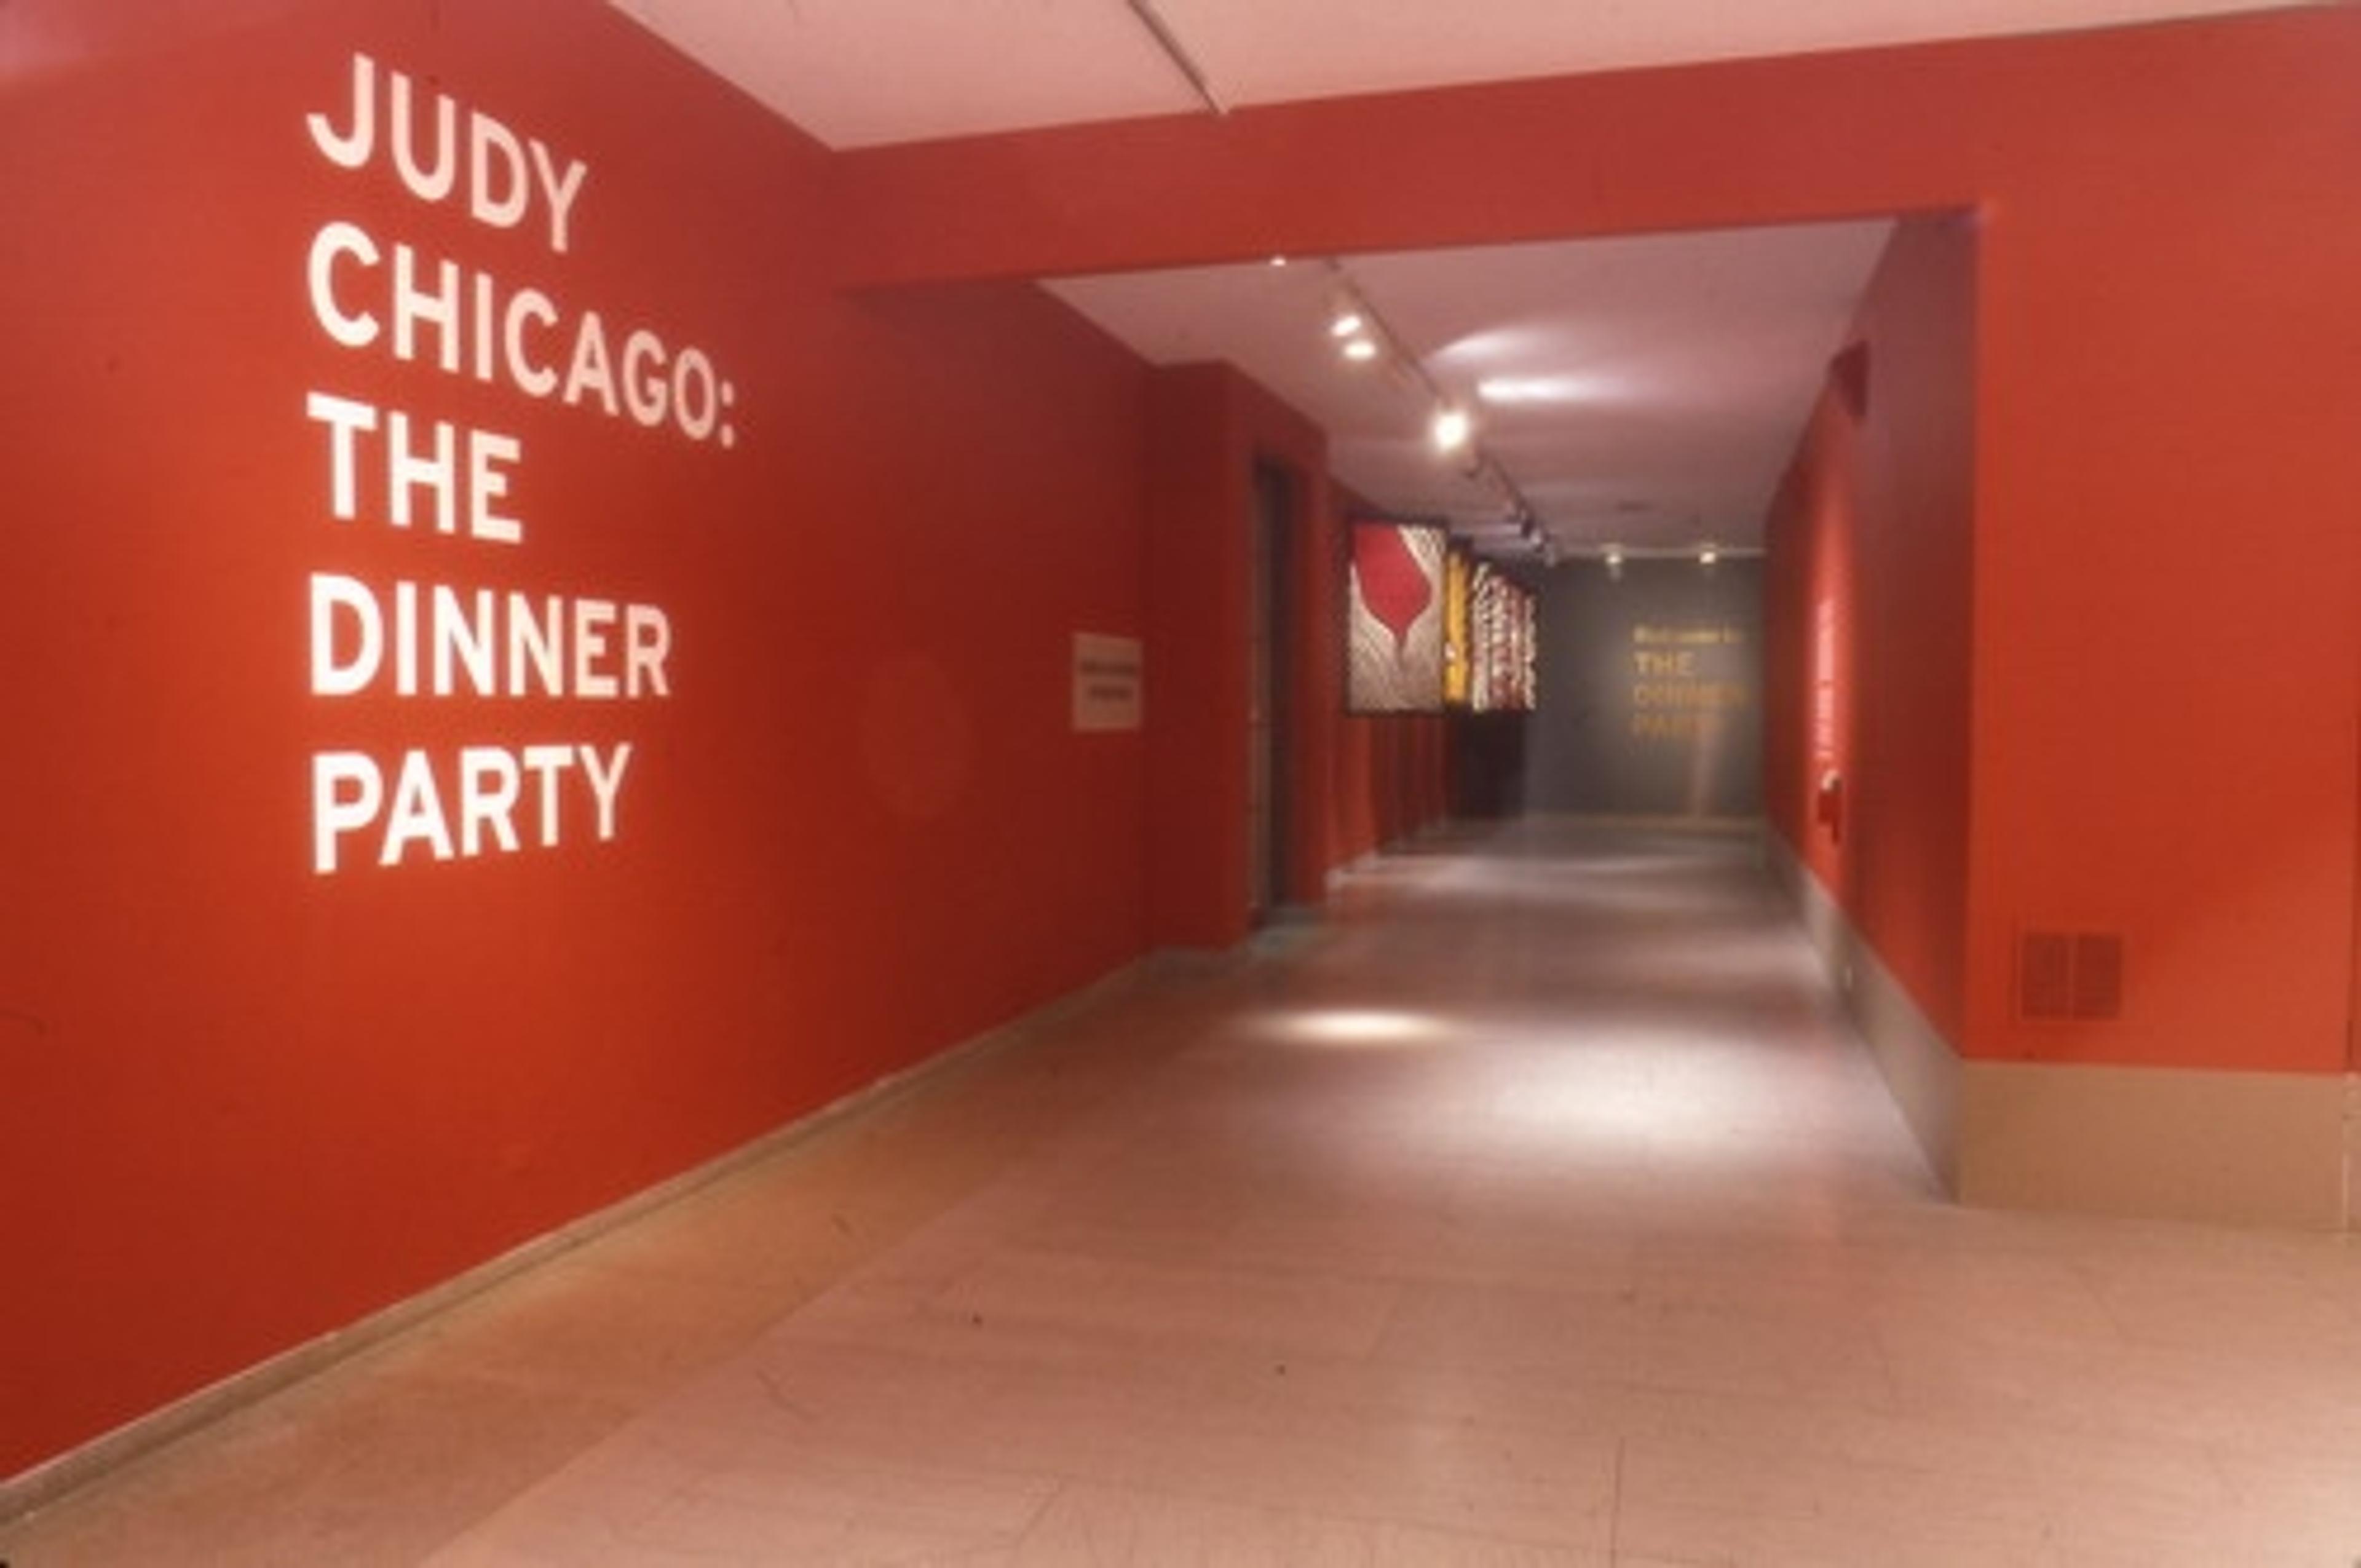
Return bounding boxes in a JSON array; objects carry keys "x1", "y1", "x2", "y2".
[{"x1": 10, "y1": 821, "x2": 2361, "y2": 1565}]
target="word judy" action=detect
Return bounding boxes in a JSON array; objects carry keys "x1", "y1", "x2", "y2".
[{"x1": 308, "y1": 52, "x2": 587, "y2": 254}]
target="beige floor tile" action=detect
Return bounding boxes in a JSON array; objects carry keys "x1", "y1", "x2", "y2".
[
  {"x1": 427, "y1": 1420, "x2": 1058, "y2": 1566},
  {"x1": 0, "y1": 1358, "x2": 631, "y2": 1568},
  {"x1": 13, "y1": 822, "x2": 2361, "y2": 1567},
  {"x1": 1009, "y1": 1485, "x2": 1374, "y2": 1565},
  {"x1": 925, "y1": 1248, "x2": 1402, "y2": 1359},
  {"x1": 1004, "y1": 1481, "x2": 1615, "y2": 1566}
]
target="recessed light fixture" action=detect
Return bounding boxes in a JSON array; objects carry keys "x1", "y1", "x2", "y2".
[
  {"x1": 1268, "y1": 255, "x2": 1289, "y2": 267},
  {"x1": 1329, "y1": 309, "x2": 1366, "y2": 339},
  {"x1": 1431, "y1": 406, "x2": 1473, "y2": 452},
  {"x1": 1699, "y1": 543, "x2": 1720, "y2": 566},
  {"x1": 1604, "y1": 545, "x2": 1625, "y2": 568},
  {"x1": 1343, "y1": 336, "x2": 1380, "y2": 363}
]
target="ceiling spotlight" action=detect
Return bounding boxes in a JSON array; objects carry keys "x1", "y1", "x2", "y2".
[
  {"x1": 1343, "y1": 336, "x2": 1380, "y2": 363},
  {"x1": 1699, "y1": 543, "x2": 1720, "y2": 566},
  {"x1": 1431, "y1": 406, "x2": 1473, "y2": 452},
  {"x1": 1604, "y1": 545, "x2": 1625, "y2": 568},
  {"x1": 1268, "y1": 255, "x2": 1289, "y2": 267},
  {"x1": 1329, "y1": 308, "x2": 1366, "y2": 339}
]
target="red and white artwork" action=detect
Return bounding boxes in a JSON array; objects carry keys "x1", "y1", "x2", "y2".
[{"x1": 1347, "y1": 521, "x2": 1449, "y2": 712}]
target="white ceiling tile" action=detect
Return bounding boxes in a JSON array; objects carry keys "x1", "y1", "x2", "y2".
[
  {"x1": 609, "y1": 0, "x2": 1199, "y2": 148},
  {"x1": 611, "y1": 0, "x2": 2307, "y2": 149},
  {"x1": 1152, "y1": 0, "x2": 2300, "y2": 113}
]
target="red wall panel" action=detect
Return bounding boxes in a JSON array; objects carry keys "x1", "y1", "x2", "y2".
[
  {"x1": 1142, "y1": 364, "x2": 1445, "y2": 947},
  {"x1": 1144, "y1": 366, "x2": 1251, "y2": 947},
  {"x1": 1963, "y1": 38, "x2": 2361, "y2": 1070},
  {"x1": 0, "y1": 0, "x2": 1150, "y2": 1476}
]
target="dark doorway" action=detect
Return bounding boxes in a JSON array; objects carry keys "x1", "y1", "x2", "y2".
[{"x1": 1248, "y1": 461, "x2": 1296, "y2": 924}]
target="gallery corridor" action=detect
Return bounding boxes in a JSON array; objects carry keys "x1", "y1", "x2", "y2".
[{"x1": 9, "y1": 823, "x2": 2361, "y2": 1566}]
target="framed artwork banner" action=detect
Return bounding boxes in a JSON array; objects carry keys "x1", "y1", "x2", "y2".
[{"x1": 1347, "y1": 520, "x2": 1448, "y2": 713}]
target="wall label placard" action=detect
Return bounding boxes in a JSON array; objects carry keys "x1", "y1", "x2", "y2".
[
  {"x1": 298, "y1": 53, "x2": 740, "y2": 874},
  {"x1": 1072, "y1": 633, "x2": 1143, "y2": 732}
]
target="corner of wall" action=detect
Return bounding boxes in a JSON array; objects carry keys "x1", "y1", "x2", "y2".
[
  {"x1": 1771, "y1": 830, "x2": 2352, "y2": 1229},
  {"x1": 1766, "y1": 830, "x2": 1961, "y2": 1192}
]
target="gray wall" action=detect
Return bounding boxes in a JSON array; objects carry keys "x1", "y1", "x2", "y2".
[{"x1": 1527, "y1": 557, "x2": 1763, "y2": 818}]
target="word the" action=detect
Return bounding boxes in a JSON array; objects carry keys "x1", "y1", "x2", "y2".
[{"x1": 307, "y1": 392, "x2": 521, "y2": 542}]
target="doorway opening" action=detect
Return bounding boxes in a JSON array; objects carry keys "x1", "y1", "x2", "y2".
[{"x1": 1248, "y1": 458, "x2": 1297, "y2": 925}]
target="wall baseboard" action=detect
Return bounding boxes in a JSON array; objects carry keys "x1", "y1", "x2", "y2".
[
  {"x1": 2347, "y1": 1074, "x2": 2361, "y2": 1233},
  {"x1": 1959, "y1": 1058, "x2": 2347, "y2": 1229},
  {"x1": 1765, "y1": 833, "x2": 1960, "y2": 1190},
  {"x1": 0, "y1": 957, "x2": 1153, "y2": 1524}
]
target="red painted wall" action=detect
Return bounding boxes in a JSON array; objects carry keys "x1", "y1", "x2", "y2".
[
  {"x1": 1963, "y1": 28, "x2": 2361, "y2": 1072},
  {"x1": 1143, "y1": 366, "x2": 1248, "y2": 947},
  {"x1": 1142, "y1": 364, "x2": 1446, "y2": 948},
  {"x1": 829, "y1": 8, "x2": 2361, "y2": 1076},
  {"x1": 1766, "y1": 216, "x2": 1976, "y2": 1042},
  {"x1": 1337, "y1": 714, "x2": 1448, "y2": 860},
  {"x1": 0, "y1": 0, "x2": 1152, "y2": 1476}
]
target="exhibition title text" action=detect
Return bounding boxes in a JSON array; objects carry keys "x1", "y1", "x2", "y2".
[{"x1": 300, "y1": 53, "x2": 736, "y2": 873}]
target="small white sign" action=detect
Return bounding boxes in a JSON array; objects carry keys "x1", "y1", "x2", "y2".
[{"x1": 1072, "y1": 633, "x2": 1143, "y2": 732}]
